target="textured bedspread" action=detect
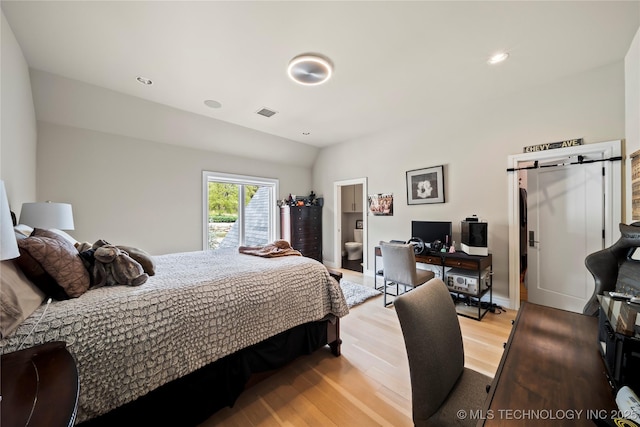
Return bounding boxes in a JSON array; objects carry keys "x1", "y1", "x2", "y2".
[{"x1": 0, "y1": 249, "x2": 349, "y2": 423}]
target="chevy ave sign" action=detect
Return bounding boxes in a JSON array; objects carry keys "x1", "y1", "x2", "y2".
[{"x1": 523, "y1": 138, "x2": 583, "y2": 153}]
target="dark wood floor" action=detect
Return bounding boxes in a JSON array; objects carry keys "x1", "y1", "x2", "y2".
[{"x1": 341, "y1": 256, "x2": 363, "y2": 273}]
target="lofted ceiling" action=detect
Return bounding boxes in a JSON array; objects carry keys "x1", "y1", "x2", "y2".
[{"x1": 2, "y1": 1, "x2": 639, "y2": 148}]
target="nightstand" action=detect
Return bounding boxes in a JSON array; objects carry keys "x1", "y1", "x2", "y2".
[{"x1": 1, "y1": 341, "x2": 79, "y2": 427}]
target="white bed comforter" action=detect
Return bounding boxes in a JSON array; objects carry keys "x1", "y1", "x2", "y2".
[{"x1": 0, "y1": 249, "x2": 349, "y2": 423}]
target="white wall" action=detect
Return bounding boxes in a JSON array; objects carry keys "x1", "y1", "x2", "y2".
[
  {"x1": 37, "y1": 122, "x2": 311, "y2": 255},
  {"x1": 30, "y1": 70, "x2": 320, "y2": 169},
  {"x1": 0, "y1": 11, "x2": 37, "y2": 214},
  {"x1": 314, "y1": 62, "x2": 626, "y2": 303},
  {"x1": 625, "y1": 28, "x2": 640, "y2": 222}
]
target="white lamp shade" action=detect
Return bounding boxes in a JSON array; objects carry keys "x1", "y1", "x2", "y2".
[
  {"x1": 1, "y1": 181, "x2": 20, "y2": 260},
  {"x1": 19, "y1": 202, "x2": 75, "y2": 230}
]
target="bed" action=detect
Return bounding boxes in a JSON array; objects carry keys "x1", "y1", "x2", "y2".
[{"x1": 0, "y1": 235, "x2": 349, "y2": 426}]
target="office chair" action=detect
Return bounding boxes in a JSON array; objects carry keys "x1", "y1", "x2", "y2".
[
  {"x1": 380, "y1": 242, "x2": 434, "y2": 307},
  {"x1": 394, "y1": 278, "x2": 491, "y2": 426},
  {"x1": 584, "y1": 222, "x2": 640, "y2": 316}
]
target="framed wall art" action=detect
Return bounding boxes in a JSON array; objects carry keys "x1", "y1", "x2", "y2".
[
  {"x1": 406, "y1": 165, "x2": 445, "y2": 205},
  {"x1": 368, "y1": 193, "x2": 393, "y2": 216}
]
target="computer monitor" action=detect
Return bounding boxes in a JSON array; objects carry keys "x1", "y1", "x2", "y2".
[{"x1": 411, "y1": 220, "x2": 452, "y2": 248}]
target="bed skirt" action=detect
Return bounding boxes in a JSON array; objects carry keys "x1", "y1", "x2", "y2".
[{"x1": 78, "y1": 317, "x2": 340, "y2": 427}]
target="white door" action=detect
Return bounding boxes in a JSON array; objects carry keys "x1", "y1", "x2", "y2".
[{"x1": 527, "y1": 159, "x2": 604, "y2": 313}]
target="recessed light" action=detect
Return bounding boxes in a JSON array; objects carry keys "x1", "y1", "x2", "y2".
[
  {"x1": 136, "y1": 76, "x2": 153, "y2": 85},
  {"x1": 287, "y1": 54, "x2": 333, "y2": 86},
  {"x1": 204, "y1": 99, "x2": 222, "y2": 109},
  {"x1": 488, "y1": 52, "x2": 509, "y2": 65}
]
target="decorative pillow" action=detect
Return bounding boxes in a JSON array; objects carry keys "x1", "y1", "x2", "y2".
[
  {"x1": 14, "y1": 247, "x2": 70, "y2": 300},
  {"x1": 0, "y1": 260, "x2": 46, "y2": 338},
  {"x1": 17, "y1": 228, "x2": 90, "y2": 298},
  {"x1": 117, "y1": 245, "x2": 156, "y2": 276}
]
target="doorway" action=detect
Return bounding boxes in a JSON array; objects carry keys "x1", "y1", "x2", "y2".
[
  {"x1": 507, "y1": 140, "x2": 622, "y2": 311},
  {"x1": 526, "y1": 158, "x2": 604, "y2": 312},
  {"x1": 334, "y1": 178, "x2": 368, "y2": 273}
]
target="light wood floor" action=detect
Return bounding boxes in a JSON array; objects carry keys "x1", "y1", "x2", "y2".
[{"x1": 200, "y1": 270, "x2": 516, "y2": 427}]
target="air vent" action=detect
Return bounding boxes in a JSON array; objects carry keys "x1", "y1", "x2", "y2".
[{"x1": 256, "y1": 107, "x2": 277, "y2": 118}]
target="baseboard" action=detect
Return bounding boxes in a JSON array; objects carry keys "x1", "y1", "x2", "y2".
[{"x1": 323, "y1": 260, "x2": 339, "y2": 269}]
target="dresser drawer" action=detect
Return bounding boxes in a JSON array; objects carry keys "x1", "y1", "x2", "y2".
[
  {"x1": 294, "y1": 242, "x2": 321, "y2": 252},
  {"x1": 443, "y1": 257, "x2": 479, "y2": 270},
  {"x1": 292, "y1": 225, "x2": 321, "y2": 235},
  {"x1": 299, "y1": 249, "x2": 321, "y2": 262},
  {"x1": 291, "y1": 207, "x2": 321, "y2": 222},
  {"x1": 293, "y1": 230, "x2": 322, "y2": 242}
]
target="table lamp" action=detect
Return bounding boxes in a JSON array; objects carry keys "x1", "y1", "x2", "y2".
[
  {"x1": 1, "y1": 180, "x2": 19, "y2": 260},
  {"x1": 19, "y1": 201, "x2": 75, "y2": 230}
]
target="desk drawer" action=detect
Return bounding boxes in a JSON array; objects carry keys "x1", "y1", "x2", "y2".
[
  {"x1": 416, "y1": 255, "x2": 442, "y2": 265},
  {"x1": 444, "y1": 258, "x2": 479, "y2": 270}
]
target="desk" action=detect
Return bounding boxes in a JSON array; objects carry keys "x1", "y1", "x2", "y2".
[
  {"x1": 374, "y1": 246, "x2": 492, "y2": 320},
  {"x1": 479, "y1": 302, "x2": 617, "y2": 426}
]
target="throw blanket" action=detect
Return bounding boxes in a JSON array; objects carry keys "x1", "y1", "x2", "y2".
[
  {"x1": 239, "y1": 239, "x2": 302, "y2": 257},
  {"x1": 0, "y1": 249, "x2": 349, "y2": 423}
]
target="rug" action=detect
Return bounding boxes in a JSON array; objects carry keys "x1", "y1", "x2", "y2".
[{"x1": 340, "y1": 280, "x2": 381, "y2": 308}]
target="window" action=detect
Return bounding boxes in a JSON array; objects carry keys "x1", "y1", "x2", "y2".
[{"x1": 202, "y1": 171, "x2": 278, "y2": 250}]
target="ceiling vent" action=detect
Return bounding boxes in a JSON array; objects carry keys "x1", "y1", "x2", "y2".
[{"x1": 256, "y1": 107, "x2": 278, "y2": 118}]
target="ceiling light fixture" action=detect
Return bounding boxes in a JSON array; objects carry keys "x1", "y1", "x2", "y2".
[
  {"x1": 488, "y1": 52, "x2": 509, "y2": 65},
  {"x1": 136, "y1": 76, "x2": 153, "y2": 85},
  {"x1": 287, "y1": 53, "x2": 333, "y2": 86}
]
